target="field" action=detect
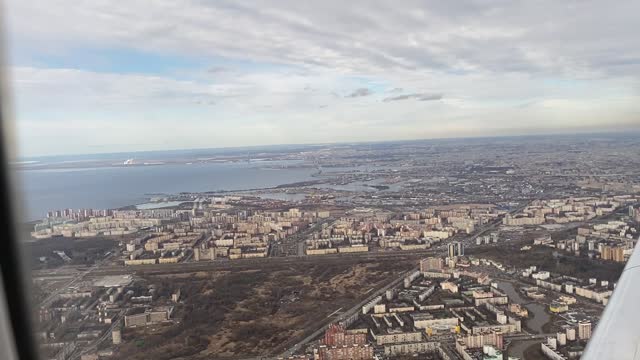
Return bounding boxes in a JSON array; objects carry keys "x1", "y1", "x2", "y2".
[{"x1": 113, "y1": 259, "x2": 414, "y2": 359}]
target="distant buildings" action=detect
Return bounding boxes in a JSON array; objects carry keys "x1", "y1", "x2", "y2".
[
  {"x1": 306, "y1": 263, "x2": 530, "y2": 360},
  {"x1": 476, "y1": 232, "x2": 499, "y2": 245},
  {"x1": 124, "y1": 306, "x2": 173, "y2": 328},
  {"x1": 529, "y1": 273, "x2": 613, "y2": 305},
  {"x1": 578, "y1": 321, "x2": 592, "y2": 340},
  {"x1": 600, "y1": 245, "x2": 625, "y2": 262},
  {"x1": 541, "y1": 322, "x2": 590, "y2": 360},
  {"x1": 316, "y1": 344, "x2": 373, "y2": 360},
  {"x1": 323, "y1": 324, "x2": 366, "y2": 347},
  {"x1": 111, "y1": 328, "x2": 121, "y2": 345},
  {"x1": 45, "y1": 208, "x2": 112, "y2": 221},
  {"x1": 460, "y1": 331, "x2": 504, "y2": 349},
  {"x1": 549, "y1": 301, "x2": 568, "y2": 313},
  {"x1": 502, "y1": 215, "x2": 545, "y2": 226},
  {"x1": 420, "y1": 257, "x2": 444, "y2": 272},
  {"x1": 448, "y1": 242, "x2": 464, "y2": 259},
  {"x1": 503, "y1": 196, "x2": 638, "y2": 226},
  {"x1": 316, "y1": 324, "x2": 372, "y2": 360},
  {"x1": 32, "y1": 210, "x2": 164, "y2": 239}
]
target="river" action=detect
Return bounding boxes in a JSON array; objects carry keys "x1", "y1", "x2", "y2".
[
  {"x1": 496, "y1": 280, "x2": 550, "y2": 334},
  {"x1": 497, "y1": 280, "x2": 551, "y2": 359}
]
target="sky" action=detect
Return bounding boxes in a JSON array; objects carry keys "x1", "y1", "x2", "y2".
[{"x1": 4, "y1": 0, "x2": 640, "y2": 157}]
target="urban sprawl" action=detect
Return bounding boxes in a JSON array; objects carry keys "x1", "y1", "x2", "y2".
[{"x1": 28, "y1": 135, "x2": 640, "y2": 360}]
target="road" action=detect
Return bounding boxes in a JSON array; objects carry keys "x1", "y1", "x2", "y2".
[
  {"x1": 279, "y1": 267, "x2": 415, "y2": 358},
  {"x1": 36, "y1": 202, "x2": 530, "y2": 281},
  {"x1": 39, "y1": 252, "x2": 115, "y2": 307},
  {"x1": 77, "y1": 249, "x2": 438, "y2": 277},
  {"x1": 505, "y1": 333, "x2": 555, "y2": 341},
  {"x1": 71, "y1": 308, "x2": 125, "y2": 360}
]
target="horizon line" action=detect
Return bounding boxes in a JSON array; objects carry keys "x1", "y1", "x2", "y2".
[{"x1": 18, "y1": 128, "x2": 640, "y2": 159}]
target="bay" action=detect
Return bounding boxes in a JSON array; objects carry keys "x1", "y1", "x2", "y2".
[{"x1": 15, "y1": 161, "x2": 316, "y2": 221}]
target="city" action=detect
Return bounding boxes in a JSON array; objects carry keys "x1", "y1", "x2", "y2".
[
  {"x1": 24, "y1": 135, "x2": 640, "y2": 360},
  {"x1": 3, "y1": 0, "x2": 640, "y2": 359}
]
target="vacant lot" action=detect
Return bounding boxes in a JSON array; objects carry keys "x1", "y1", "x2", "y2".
[{"x1": 115, "y1": 259, "x2": 413, "y2": 359}]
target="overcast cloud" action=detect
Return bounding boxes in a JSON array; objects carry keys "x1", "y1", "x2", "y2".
[
  {"x1": 4, "y1": 0, "x2": 640, "y2": 156},
  {"x1": 346, "y1": 88, "x2": 373, "y2": 98},
  {"x1": 383, "y1": 93, "x2": 444, "y2": 102}
]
